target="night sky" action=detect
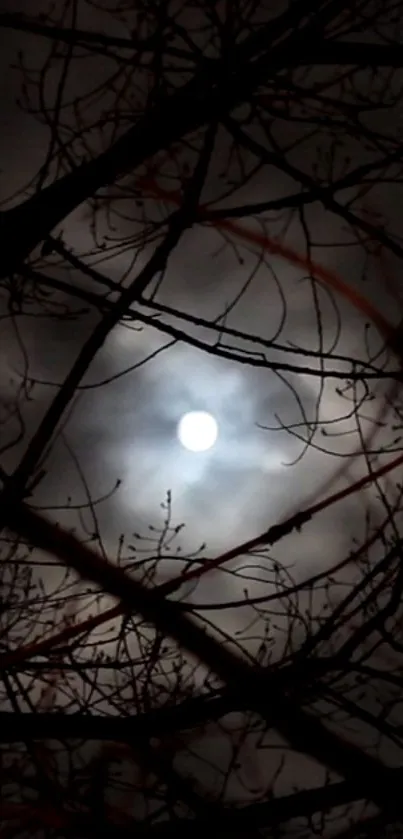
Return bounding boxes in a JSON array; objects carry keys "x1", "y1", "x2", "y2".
[
  {"x1": 1, "y1": 2, "x2": 403, "y2": 826},
  {"x1": 0, "y1": 2, "x2": 401, "y2": 612}
]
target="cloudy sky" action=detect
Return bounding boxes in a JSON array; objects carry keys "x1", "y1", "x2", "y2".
[
  {"x1": 2, "y1": 5, "x2": 403, "y2": 833},
  {"x1": 0, "y1": 0, "x2": 402, "y2": 649}
]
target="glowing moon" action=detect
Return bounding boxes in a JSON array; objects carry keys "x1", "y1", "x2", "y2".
[{"x1": 177, "y1": 411, "x2": 218, "y2": 452}]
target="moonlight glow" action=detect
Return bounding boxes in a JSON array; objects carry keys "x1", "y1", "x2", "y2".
[{"x1": 177, "y1": 411, "x2": 218, "y2": 452}]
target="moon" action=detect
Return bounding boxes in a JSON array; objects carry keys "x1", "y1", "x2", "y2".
[{"x1": 177, "y1": 411, "x2": 218, "y2": 452}]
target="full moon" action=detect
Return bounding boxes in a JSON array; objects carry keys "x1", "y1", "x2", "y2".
[{"x1": 177, "y1": 411, "x2": 218, "y2": 452}]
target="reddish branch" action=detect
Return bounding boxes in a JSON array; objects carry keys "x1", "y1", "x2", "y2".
[
  {"x1": 1, "y1": 448, "x2": 402, "y2": 670},
  {"x1": 1, "y1": 495, "x2": 403, "y2": 817},
  {"x1": 1, "y1": 5, "x2": 403, "y2": 831}
]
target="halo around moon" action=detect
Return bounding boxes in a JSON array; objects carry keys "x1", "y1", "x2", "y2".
[{"x1": 177, "y1": 411, "x2": 218, "y2": 452}]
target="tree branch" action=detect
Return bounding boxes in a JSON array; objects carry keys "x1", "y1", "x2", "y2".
[
  {"x1": 1, "y1": 496, "x2": 401, "y2": 813},
  {"x1": 0, "y1": 0, "x2": 351, "y2": 277}
]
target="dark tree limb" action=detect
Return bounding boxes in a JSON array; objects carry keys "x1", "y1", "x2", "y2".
[
  {"x1": 1, "y1": 496, "x2": 401, "y2": 815},
  {"x1": 0, "y1": 0, "x2": 352, "y2": 277}
]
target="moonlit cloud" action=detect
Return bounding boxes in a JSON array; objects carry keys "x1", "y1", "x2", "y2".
[{"x1": 0, "y1": 0, "x2": 398, "y2": 666}]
